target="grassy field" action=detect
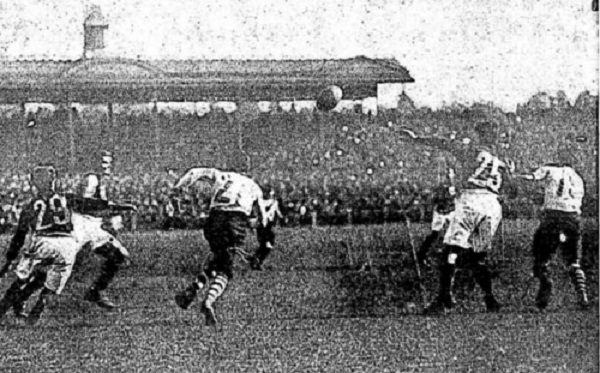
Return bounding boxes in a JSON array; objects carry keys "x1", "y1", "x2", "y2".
[{"x1": 0, "y1": 220, "x2": 598, "y2": 373}]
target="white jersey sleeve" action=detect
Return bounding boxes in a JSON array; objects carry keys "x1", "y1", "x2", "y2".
[
  {"x1": 209, "y1": 172, "x2": 263, "y2": 216},
  {"x1": 174, "y1": 168, "x2": 218, "y2": 189},
  {"x1": 532, "y1": 166, "x2": 550, "y2": 181}
]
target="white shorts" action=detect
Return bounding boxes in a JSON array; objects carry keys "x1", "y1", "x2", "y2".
[
  {"x1": 431, "y1": 210, "x2": 454, "y2": 232},
  {"x1": 443, "y1": 190, "x2": 502, "y2": 252},
  {"x1": 15, "y1": 235, "x2": 79, "y2": 295},
  {"x1": 71, "y1": 213, "x2": 129, "y2": 258}
]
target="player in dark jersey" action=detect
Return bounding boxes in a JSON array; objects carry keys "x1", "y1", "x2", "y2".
[
  {"x1": 401, "y1": 122, "x2": 515, "y2": 313},
  {"x1": 0, "y1": 169, "x2": 135, "y2": 323},
  {"x1": 0, "y1": 165, "x2": 80, "y2": 323}
]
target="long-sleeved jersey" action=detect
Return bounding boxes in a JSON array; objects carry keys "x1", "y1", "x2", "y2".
[
  {"x1": 175, "y1": 168, "x2": 264, "y2": 217},
  {"x1": 532, "y1": 165, "x2": 584, "y2": 214}
]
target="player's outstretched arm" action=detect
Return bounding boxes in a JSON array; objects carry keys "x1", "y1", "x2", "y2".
[
  {"x1": 174, "y1": 167, "x2": 218, "y2": 189},
  {"x1": 399, "y1": 128, "x2": 456, "y2": 152},
  {"x1": 514, "y1": 167, "x2": 546, "y2": 182},
  {"x1": 66, "y1": 193, "x2": 137, "y2": 214}
]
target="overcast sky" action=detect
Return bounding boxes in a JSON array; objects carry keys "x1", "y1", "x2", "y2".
[{"x1": 0, "y1": 0, "x2": 597, "y2": 111}]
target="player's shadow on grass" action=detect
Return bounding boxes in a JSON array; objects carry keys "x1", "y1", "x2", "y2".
[{"x1": 336, "y1": 262, "x2": 423, "y2": 317}]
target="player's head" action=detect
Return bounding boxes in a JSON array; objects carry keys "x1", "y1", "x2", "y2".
[
  {"x1": 262, "y1": 185, "x2": 276, "y2": 199},
  {"x1": 30, "y1": 165, "x2": 56, "y2": 197},
  {"x1": 556, "y1": 146, "x2": 575, "y2": 167},
  {"x1": 474, "y1": 121, "x2": 498, "y2": 147}
]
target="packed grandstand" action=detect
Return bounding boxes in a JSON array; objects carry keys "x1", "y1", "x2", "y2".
[{"x1": 0, "y1": 90, "x2": 597, "y2": 231}]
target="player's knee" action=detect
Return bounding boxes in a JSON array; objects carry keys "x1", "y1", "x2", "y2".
[
  {"x1": 468, "y1": 251, "x2": 487, "y2": 267},
  {"x1": 97, "y1": 243, "x2": 127, "y2": 265},
  {"x1": 568, "y1": 262, "x2": 583, "y2": 275}
]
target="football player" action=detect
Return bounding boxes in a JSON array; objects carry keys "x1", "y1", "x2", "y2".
[
  {"x1": 515, "y1": 156, "x2": 590, "y2": 310},
  {"x1": 173, "y1": 167, "x2": 267, "y2": 326},
  {"x1": 0, "y1": 165, "x2": 80, "y2": 323},
  {"x1": 66, "y1": 172, "x2": 136, "y2": 308},
  {"x1": 400, "y1": 122, "x2": 515, "y2": 313},
  {"x1": 0, "y1": 168, "x2": 133, "y2": 324},
  {"x1": 416, "y1": 167, "x2": 457, "y2": 269},
  {"x1": 248, "y1": 187, "x2": 283, "y2": 271}
]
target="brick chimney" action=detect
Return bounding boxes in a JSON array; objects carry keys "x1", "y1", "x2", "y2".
[{"x1": 83, "y1": 5, "x2": 108, "y2": 59}]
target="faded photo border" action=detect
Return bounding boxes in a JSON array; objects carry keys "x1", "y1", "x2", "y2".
[{"x1": 0, "y1": 1, "x2": 598, "y2": 372}]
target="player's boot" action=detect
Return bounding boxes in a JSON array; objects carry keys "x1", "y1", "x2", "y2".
[
  {"x1": 535, "y1": 278, "x2": 552, "y2": 310},
  {"x1": 201, "y1": 275, "x2": 228, "y2": 325},
  {"x1": 424, "y1": 257, "x2": 457, "y2": 314},
  {"x1": 569, "y1": 264, "x2": 590, "y2": 310},
  {"x1": 84, "y1": 287, "x2": 117, "y2": 309},
  {"x1": 249, "y1": 256, "x2": 264, "y2": 271},
  {"x1": 578, "y1": 292, "x2": 590, "y2": 310},
  {"x1": 201, "y1": 300, "x2": 218, "y2": 326},
  {"x1": 484, "y1": 294, "x2": 501, "y2": 312},
  {"x1": 423, "y1": 291, "x2": 455, "y2": 315},
  {"x1": 174, "y1": 283, "x2": 199, "y2": 310},
  {"x1": 12, "y1": 275, "x2": 45, "y2": 318},
  {"x1": 27, "y1": 288, "x2": 51, "y2": 325},
  {"x1": 417, "y1": 233, "x2": 438, "y2": 270},
  {"x1": 0, "y1": 280, "x2": 22, "y2": 320},
  {"x1": 423, "y1": 299, "x2": 448, "y2": 315}
]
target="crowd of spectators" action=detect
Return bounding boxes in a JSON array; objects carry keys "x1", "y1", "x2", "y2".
[{"x1": 0, "y1": 92, "x2": 596, "y2": 232}]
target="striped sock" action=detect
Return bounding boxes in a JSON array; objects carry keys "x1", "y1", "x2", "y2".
[
  {"x1": 570, "y1": 264, "x2": 588, "y2": 304},
  {"x1": 205, "y1": 275, "x2": 228, "y2": 307},
  {"x1": 102, "y1": 151, "x2": 113, "y2": 177}
]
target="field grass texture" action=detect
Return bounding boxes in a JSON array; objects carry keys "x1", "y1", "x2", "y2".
[{"x1": 0, "y1": 219, "x2": 598, "y2": 372}]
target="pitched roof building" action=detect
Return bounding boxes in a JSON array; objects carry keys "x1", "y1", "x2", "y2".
[{"x1": 0, "y1": 8, "x2": 414, "y2": 104}]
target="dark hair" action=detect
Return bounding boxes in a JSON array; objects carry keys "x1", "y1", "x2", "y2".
[{"x1": 31, "y1": 165, "x2": 57, "y2": 180}]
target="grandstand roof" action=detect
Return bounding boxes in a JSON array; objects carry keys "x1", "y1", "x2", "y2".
[{"x1": 0, "y1": 56, "x2": 414, "y2": 104}]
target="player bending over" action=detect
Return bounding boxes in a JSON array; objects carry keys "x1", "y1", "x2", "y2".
[
  {"x1": 417, "y1": 167, "x2": 457, "y2": 269},
  {"x1": 0, "y1": 166, "x2": 131, "y2": 324},
  {"x1": 401, "y1": 123, "x2": 514, "y2": 313},
  {"x1": 173, "y1": 167, "x2": 267, "y2": 326},
  {"x1": 67, "y1": 172, "x2": 136, "y2": 308},
  {"x1": 515, "y1": 159, "x2": 590, "y2": 310}
]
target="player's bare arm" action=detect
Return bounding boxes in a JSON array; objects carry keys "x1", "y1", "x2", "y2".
[{"x1": 514, "y1": 167, "x2": 546, "y2": 182}]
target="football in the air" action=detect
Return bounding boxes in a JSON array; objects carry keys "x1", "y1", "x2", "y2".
[{"x1": 316, "y1": 85, "x2": 343, "y2": 111}]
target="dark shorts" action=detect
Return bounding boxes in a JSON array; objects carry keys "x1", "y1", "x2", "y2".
[
  {"x1": 533, "y1": 210, "x2": 582, "y2": 268},
  {"x1": 203, "y1": 210, "x2": 248, "y2": 279},
  {"x1": 257, "y1": 224, "x2": 276, "y2": 246}
]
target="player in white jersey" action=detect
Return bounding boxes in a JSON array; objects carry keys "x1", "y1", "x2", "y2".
[
  {"x1": 516, "y1": 162, "x2": 589, "y2": 309},
  {"x1": 401, "y1": 122, "x2": 515, "y2": 313},
  {"x1": 173, "y1": 167, "x2": 267, "y2": 326}
]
